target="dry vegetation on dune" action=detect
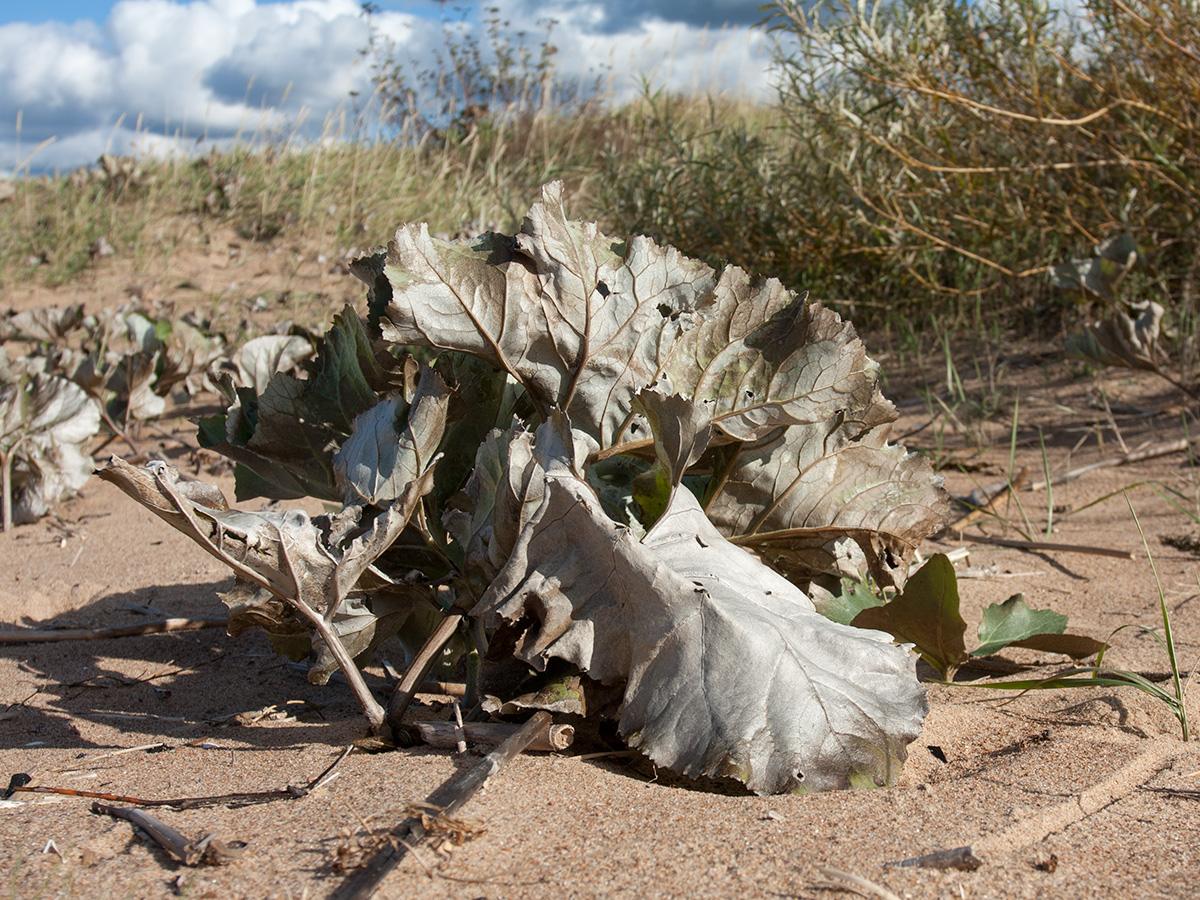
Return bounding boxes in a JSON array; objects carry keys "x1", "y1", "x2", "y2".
[{"x1": 4, "y1": 0, "x2": 1199, "y2": 338}]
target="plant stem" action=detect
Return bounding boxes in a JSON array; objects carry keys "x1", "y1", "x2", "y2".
[
  {"x1": 387, "y1": 613, "x2": 463, "y2": 737},
  {"x1": 1, "y1": 447, "x2": 12, "y2": 533}
]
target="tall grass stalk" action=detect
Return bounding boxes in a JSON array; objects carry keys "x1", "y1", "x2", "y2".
[{"x1": 1127, "y1": 492, "x2": 1189, "y2": 740}]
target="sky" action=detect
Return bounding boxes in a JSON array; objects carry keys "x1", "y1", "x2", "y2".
[{"x1": 0, "y1": 1, "x2": 775, "y2": 174}]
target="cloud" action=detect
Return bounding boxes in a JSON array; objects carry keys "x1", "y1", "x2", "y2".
[
  {"x1": 0, "y1": 0, "x2": 774, "y2": 174},
  {"x1": 494, "y1": 0, "x2": 774, "y2": 101},
  {"x1": 559, "y1": 0, "x2": 768, "y2": 32},
  {"x1": 0, "y1": 0, "x2": 417, "y2": 172}
]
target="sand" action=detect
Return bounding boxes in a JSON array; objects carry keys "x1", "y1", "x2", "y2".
[{"x1": 2, "y1": 239, "x2": 1199, "y2": 899}]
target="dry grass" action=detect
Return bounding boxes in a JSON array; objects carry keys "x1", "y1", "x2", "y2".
[{"x1": 4, "y1": 0, "x2": 1199, "y2": 357}]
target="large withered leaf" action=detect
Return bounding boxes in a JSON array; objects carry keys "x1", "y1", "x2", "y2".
[
  {"x1": 473, "y1": 407, "x2": 927, "y2": 794},
  {"x1": 0, "y1": 305, "x2": 85, "y2": 344},
  {"x1": 444, "y1": 423, "x2": 544, "y2": 602},
  {"x1": 154, "y1": 315, "x2": 227, "y2": 399},
  {"x1": 99, "y1": 457, "x2": 337, "y2": 602},
  {"x1": 661, "y1": 271, "x2": 878, "y2": 442},
  {"x1": 232, "y1": 334, "x2": 315, "y2": 394},
  {"x1": 379, "y1": 181, "x2": 716, "y2": 453},
  {"x1": 115, "y1": 352, "x2": 167, "y2": 422},
  {"x1": 704, "y1": 390, "x2": 949, "y2": 587},
  {"x1": 1065, "y1": 300, "x2": 1164, "y2": 372},
  {"x1": 99, "y1": 457, "x2": 442, "y2": 692}
]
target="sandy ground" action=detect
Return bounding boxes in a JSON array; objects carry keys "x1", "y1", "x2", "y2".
[{"x1": 2, "y1": 244, "x2": 1200, "y2": 899}]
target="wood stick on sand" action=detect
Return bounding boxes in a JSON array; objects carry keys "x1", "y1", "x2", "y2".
[
  {"x1": 1029, "y1": 437, "x2": 1190, "y2": 492},
  {"x1": 91, "y1": 803, "x2": 247, "y2": 866},
  {"x1": 0, "y1": 617, "x2": 228, "y2": 644},
  {"x1": 386, "y1": 613, "x2": 463, "y2": 736},
  {"x1": 334, "y1": 711, "x2": 551, "y2": 900},
  {"x1": 7, "y1": 744, "x2": 352, "y2": 809},
  {"x1": 942, "y1": 467, "x2": 1029, "y2": 535}
]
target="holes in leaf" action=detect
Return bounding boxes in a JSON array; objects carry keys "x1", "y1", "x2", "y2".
[{"x1": 596, "y1": 280, "x2": 610, "y2": 298}]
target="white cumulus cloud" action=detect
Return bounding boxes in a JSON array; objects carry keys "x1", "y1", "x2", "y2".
[{"x1": 0, "y1": 0, "x2": 774, "y2": 174}]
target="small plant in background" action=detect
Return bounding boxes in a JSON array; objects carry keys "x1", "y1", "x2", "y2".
[
  {"x1": 360, "y1": 2, "x2": 583, "y2": 143},
  {"x1": 0, "y1": 303, "x2": 315, "y2": 528},
  {"x1": 0, "y1": 363, "x2": 99, "y2": 532},
  {"x1": 1, "y1": 303, "x2": 227, "y2": 443},
  {"x1": 742, "y1": 0, "x2": 1200, "y2": 333},
  {"x1": 1057, "y1": 235, "x2": 1200, "y2": 401}
]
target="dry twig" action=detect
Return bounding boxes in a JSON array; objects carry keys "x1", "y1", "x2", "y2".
[
  {"x1": 0, "y1": 617, "x2": 228, "y2": 644},
  {"x1": 5, "y1": 744, "x2": 352, "y2": 809},
  {"x1": 91, "y1": 803, "x2": 247, "y2": 866},
  {"x1": 1029, "y1": 438, "x2": 1190, "y2": 492},
  {"x1": 415, "y1": 719, "x2": 574, "y2": 752},
  {"x1": 957, "y1": 534, "x2": 1134, "y2": 559}
]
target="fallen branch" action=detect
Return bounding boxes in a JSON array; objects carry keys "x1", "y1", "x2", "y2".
[
  {"x1": 955, "y1": 533, "x2": 1135, "y2": 559},
  {"x1": 1029, "y1": 438, "x2": 1190, "y2": 492},
  {"x1": 416, "y1": 719, "x2": 574, "y2": 752},
  {"x1": 334, "y1": 711, "x2": 551, "y2": 900},
  {"x1": 0, "y1": 617, "x2": 228, "y2": 644},
  {"x1": 286, "y1": 661, "x2": 465, "y2": 698},
  {"x1": 941, "y1": 467, "x2": 1029, "y2": 536}
]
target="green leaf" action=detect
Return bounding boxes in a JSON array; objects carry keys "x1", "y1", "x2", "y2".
[
  {"x1": 851, "y1": 554, "x2": 968, "y2": 676},
  {"x1": 303, "y1": 306, "x2": 387, "y2": 434},
  {"x1": 431, "y1": 351, "x2": 520, "y2": 522},
  {"x1": 813, "y1": 577, "x2": 885, "y2": 627},
  {"x1": 972, "y1": 593, "x2": 1067, "y2": 657}
]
